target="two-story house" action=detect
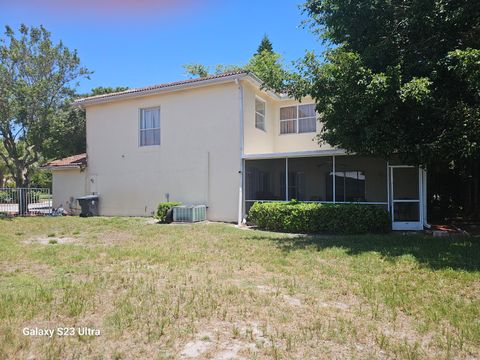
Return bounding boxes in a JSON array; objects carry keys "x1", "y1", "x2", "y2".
[{"x1": 44, "y1": 71, "x2": 427, "y2": 230}]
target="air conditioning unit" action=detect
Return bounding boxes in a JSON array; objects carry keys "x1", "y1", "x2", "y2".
[{"x1": 173, "y1": 205, "x2": 206, "y2": 223}]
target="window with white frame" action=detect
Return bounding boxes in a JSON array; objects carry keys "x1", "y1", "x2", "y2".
[
  {"x1": 139, "y1": 107, "x2": 160, "y2": 146},
  {"x1": 280, "y1": 104, "x2": 316, "y2": 134},
  {"x1": 255, "y1": 97, "x2": 266, "y2": 131}
]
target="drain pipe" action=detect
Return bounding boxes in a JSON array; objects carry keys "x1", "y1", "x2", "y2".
[{"x1": 235, "y1": 78, "x2": 245, "y2": 226}]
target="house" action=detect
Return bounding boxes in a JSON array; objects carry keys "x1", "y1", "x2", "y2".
[{"x1": 44, "y1": 71, "x2": 427, "y2": 230}]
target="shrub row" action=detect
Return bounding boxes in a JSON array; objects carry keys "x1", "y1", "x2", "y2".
[
  {"x1": 156, "y1": 202, "x2": 182, "y2": 223},
  {"x1": 248, "y1": 201, "x2": 390, "y2": 234}
]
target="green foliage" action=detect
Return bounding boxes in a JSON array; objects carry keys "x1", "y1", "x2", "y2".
[
  {"x1": 183, "y1": 63, "x2": 243, "y2": 79},
  {"x1": 29, "y1": 170, "x2": 51, "y2": 188},
  {"x1": 41, "y1": 105, "x2": 86, "y2": 161},
  {"x1": 0, "y1": 147, "x2": 7, "y2": 186},
  {"x1": 183, "y1": 64, "x2": 210, "y2": 78},
  {"x1": 0, "y1": 189, "x2": 50, "y2": 203},
  {"x1": 89, "y1": 86, "x2": 129, "y2": 96},
  {"x1": 0, "y1": 190, "x2": 14, "y2": 203},
  {"x1": 255, "y1": 34, "x2": 273, "y2": 55},
  {"x1": 248, "y1": 201, "x2": 390, "y2": 234},
  {"x1": 156, "y1": 202, "x2": 181, "y2": 223},
  {"x1": 0, "y1": 24, "x2": 91, "y2": 186},
  {"x1": 245, "y1": 50, "x2": 290, "y2": 92},
  {"x1": 182, "y1": 35, "x2": 291, "y2": 93},
  {"x1": 299, "y1": 0, "x2": 480, "y2": 165}
]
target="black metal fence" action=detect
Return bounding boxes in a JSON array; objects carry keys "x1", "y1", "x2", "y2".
[{"x1": 0, "y1": 188, "x2": 52, "y2": 216}]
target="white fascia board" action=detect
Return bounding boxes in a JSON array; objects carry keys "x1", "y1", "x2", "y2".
[
  {"x1": 241, "y1": 74, "x2": 283, "y2": 100},
  {"x1": 41, "y1": 165, "x2": 82, "y2": 171},
  {"x1": 73, "y1": 73, "x2": 252, "y2": 108},
  {"x1": 243, "y1": 149, "x2": 348, "y2": 160}
]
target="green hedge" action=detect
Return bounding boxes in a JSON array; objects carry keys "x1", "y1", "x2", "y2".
[
  {"x1": 156, "y1": 202, "x2": 182, "y2": 223},
  {"x1": 248, "y1": 201, "x2": 390, "y2": 234}
]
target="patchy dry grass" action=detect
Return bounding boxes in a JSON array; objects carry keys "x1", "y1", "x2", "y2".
[{"x1": 0, "y1": 217, "x2": 479, "y2": 359}]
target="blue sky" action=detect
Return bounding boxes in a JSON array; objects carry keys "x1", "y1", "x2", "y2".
[{"x1": 0, "y1": 0, "x2": 324, "y2": 94}]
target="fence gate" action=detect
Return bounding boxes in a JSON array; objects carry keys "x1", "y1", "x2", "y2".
[{"x1": 0, "y1": 188, "x2": 52, "y2": 216}]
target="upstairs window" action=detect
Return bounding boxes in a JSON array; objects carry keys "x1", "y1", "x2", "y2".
[
  {"x1": 139, "y1": 107, "x2": 160, "y2": 146},
  {"x1": 255, "y1": 97, "x2": 266, "y2": 131},
  {"x1": 280, "y1": 104, "x2": 316, "y2": 134}
]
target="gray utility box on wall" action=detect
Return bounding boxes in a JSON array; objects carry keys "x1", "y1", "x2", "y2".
[{"x1": 173, "y1": 205, "x2": 206, "y2": 223}]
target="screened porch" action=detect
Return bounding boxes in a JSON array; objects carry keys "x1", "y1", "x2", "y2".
[{"x1": 244, "y1": 154, "x2": 426, "y2": 230}]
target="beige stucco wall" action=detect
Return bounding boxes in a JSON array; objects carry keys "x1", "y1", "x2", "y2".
[
  {"x1": 52, "y1": 169, "x2": 86, "y2": 214},
  {"x1": 242, "y1": 82, "x2": 275, "y2": 154},
  {"x1": 85, "y1": 82, "x2": 241, "y2": 221},
  {"x1": 242, "y1": 85, "x2": 334, "y2": 155}
]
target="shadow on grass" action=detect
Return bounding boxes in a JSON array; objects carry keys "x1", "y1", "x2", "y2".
[{"x1": 249, "y1": 232, "x2": 480, "y2": 272}]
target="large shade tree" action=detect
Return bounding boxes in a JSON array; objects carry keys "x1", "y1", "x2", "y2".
[
  {"x1": 297, "y1": 0, "x2": 480, "y2": 218},
  {"x1": 0, "y1": 25, "x2": 91, "y2": 187}
]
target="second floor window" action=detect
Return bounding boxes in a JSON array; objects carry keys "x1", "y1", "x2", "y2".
[
  {"x1": 280, "y1": 104, "x2": 316, "y2": 134},
  {"x1": 139, "y1": 107, "x2": 160, "y2": 146},
  {"x1": 255, "y1": 97, "x2": 266, "y2": 131}
]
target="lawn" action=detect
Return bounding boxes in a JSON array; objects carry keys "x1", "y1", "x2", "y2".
[{"x1": 0, "y1": 217, "x2": 479, "y2": 359}]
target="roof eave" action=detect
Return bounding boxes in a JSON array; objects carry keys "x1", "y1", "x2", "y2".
[
  {"x1": 41, "y1": 165, "x2": 83, "y2": 171},
  {"x1": 73, "y1": 72, "x2": 255, "y2": 108},
  {"x1": 241, "y1": 73, "x2": 283, "y2": 100}
]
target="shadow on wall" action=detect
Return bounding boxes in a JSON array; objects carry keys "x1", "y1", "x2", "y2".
[{"x1": 247, "y1": 233, "x2": 480, "y2": 272}]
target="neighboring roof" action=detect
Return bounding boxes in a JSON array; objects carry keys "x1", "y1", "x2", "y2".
[
  {"x1": 42, "y1": 153, "x2": 87, "y2": 170},
  {"x1": 73, "y1": 71, "x2": 283, "y2": 107}
]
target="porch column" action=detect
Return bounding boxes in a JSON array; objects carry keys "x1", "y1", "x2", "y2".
[
  {"x1": 386, "y1": 161, "x2": 390, "y2": 217},
  {"x1": 285, "y1": 157, "x2": 289, "y2": 201},
  {"x1": 332, "y1": 155, "x2": 336, "y2": 204}
]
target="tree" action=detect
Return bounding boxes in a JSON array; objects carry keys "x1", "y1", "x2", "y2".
[
  {"x1": 89, "y1": 86, "x2": 129, "y2": 96},
  {"x1": 255, "y1": 34, "x2": 273, "y2": 55},
  {"x1": 41, "y1": 105, "x2": 87, "y2": 161},
  {"x1": 245, "y1": 50, "x2": 289, "y2": 92},
  {"x1": 182, "y1": 63, "x2": 242, "y2": 78},
  {"x1": 0, "y1": 25, "x2": 91, "y2": 187},
  {"x1": 0, "y1": 145, "x2": 7, "y2": 187},
  {"x1": 299, "y1": 0, "x2": 480, "y2": 217},
  {"x1": 182, "y1": 35, "x2": 291, "y2": 93}
]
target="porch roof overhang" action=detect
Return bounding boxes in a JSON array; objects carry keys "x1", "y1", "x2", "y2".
[
  {"x1": 242, "y1": 149, "x2": 348, "y2": 160},
  {"x1": 41, "y1": 153, "x2": 87, "y2": 171}
]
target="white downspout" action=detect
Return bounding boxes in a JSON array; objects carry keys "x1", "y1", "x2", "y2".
[{"x1": 235, "y1": 78, "x2": 245, "y2": 226}]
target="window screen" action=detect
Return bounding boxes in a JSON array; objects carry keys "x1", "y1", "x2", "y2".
[
  {"x1": 140, "y1": 108, "x2": 160, "y2": 146},
  {"x1": 255, "y1": 98, "x2": 266, "y2": 131}
]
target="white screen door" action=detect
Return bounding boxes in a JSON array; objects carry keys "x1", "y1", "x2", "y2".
[{"x1": 389, "y1": 166, "x2": 424, "y2": 230}]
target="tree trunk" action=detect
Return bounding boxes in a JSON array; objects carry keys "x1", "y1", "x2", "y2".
[
  {"x1": 13, "y1": 167, "x2": 28, "y2": 188},
  {"x1": 17, "y1": 188, "x2": 29, "y2": 215}
]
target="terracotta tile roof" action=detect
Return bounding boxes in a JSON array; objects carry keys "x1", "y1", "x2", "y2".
[
  {"x1": 43, "y1": 153, "x2": 87, "y2": 168},
  {"x1": 74, "y1": 71, "x2": 250, "y2": 106}
]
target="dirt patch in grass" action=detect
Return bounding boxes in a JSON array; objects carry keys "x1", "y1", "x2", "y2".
[
  {"x1": 23, "y1": 236, "x2": 78, "y2": 245},
  {"x1": 178, "y1": 320, "x2": 269, "y2": 359}
]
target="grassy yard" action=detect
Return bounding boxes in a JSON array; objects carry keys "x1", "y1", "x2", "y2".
[{"x1": 0, "y1": 217, "x2": 479, "y2": 359}]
